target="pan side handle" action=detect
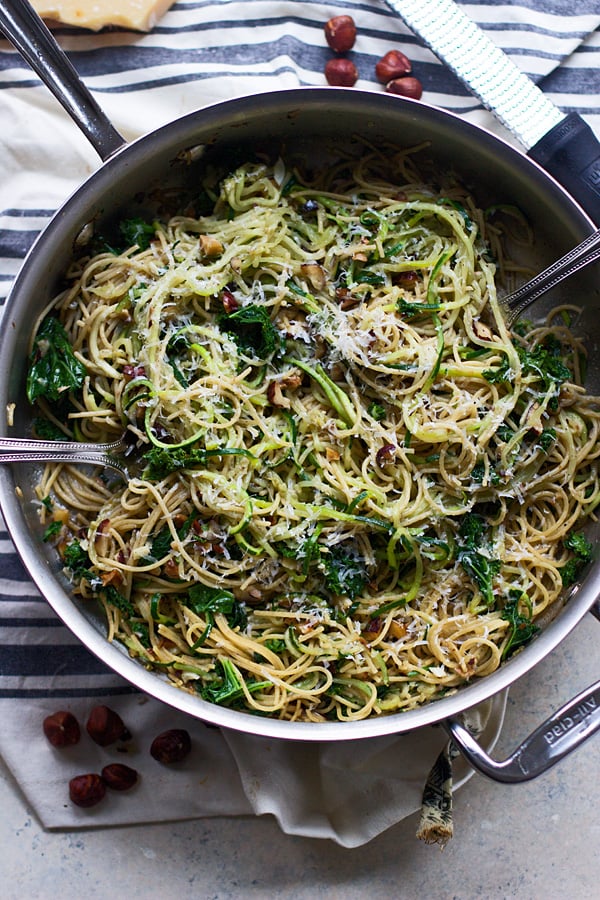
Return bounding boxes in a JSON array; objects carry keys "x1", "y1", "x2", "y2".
[
  {"x1": 0, "y1": 0, "x2": 125, "y2": 161},
  {"x1": 443, "y1": 676, "x2": 600, "y2": 784}
]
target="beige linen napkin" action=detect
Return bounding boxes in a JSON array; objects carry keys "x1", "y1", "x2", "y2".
[{"x1": 0, "y1": 691, "x2": 506, "y2": 846}]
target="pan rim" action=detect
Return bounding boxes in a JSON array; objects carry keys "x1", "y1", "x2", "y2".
[{"x1": 1, "y1": 86, "x2": 598, "y2": 741}]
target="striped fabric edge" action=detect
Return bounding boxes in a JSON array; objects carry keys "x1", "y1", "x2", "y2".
[
  {"x1": 1, "y1": 1, "x2": 598, "y2": 88},
  {"x1": 1, "y1": 2, "x2": 599, "y2": 299}
]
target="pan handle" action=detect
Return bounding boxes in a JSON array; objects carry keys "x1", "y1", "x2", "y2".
[
  {"x1": 443, "y1": 614, "x2": 600, "y2": 783},
  {"x1": 0, "y1": 0, "x2": 125, "y2": 161}
]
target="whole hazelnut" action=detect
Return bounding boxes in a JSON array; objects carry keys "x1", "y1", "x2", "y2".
[
  {"x1": 86, "y1": 705, "x2": 131, "y2": 746},
  {"x1": 324, "y1": 58, "x2": 358, "y2": 88},
  {"x1": 375, "y1": 49, "x2": 412, "y2": 83},
  {"x1": 101, "y1": 763, "x2": 139, "y2": 791},
  {"x1": 324, "y1": 15, "x2": 357, "y2": 53},
  {"x1": 43, "y1": 710, "x2": 80, "y2": 747},
  {"x1": 69, "y1": 773, "x2": 106, "y2": 808},
  {"x1": 150, "y1": 728, "x2": 192, "y2": 764},
  {"x1": 385, "y1": 76, "x2": 423, "y2": 100}
]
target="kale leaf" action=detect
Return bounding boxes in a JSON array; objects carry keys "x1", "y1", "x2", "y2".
[
  {"x1": 165, "y1": 333, "x2": 190, "y2": 388},
  {"x1": 564, "y1": 531, "x2": 593, "y2": 559},
  {"x1": 143, "y1": 513, "x2": 197, "y2": 565},
  {"x1": 483, "y1": 339, "x2": 571, "y2": 392},
  {"x1": 186, "y1": 583, "x2": 247, "y2": 630},
  {"x1": 561, "y1": 531, "x2": 593, "y2": 586},
  {"x1": 537, "y1": 427, "x2": 557, "y2": 453},
  {"x1": 92, "y1": 218, "x2": 155, "y2": 255},
  {"x1": 199, "y1": 658, "x2": 269, "y2": 706},
  {"x1": 218, "y1": 303, "x2": 283, "y2": 359},
  {"x1": 482, "y1": 357, "x2": 511, "y2": 384},
  {"x1": 143, "y1": 446, "x2": 209, "y2": 480},
  {"x1": 130, "y1": 621, "x2": 151, "y2": 649},
  {"x1": 501, "y1": 590, "x2": 539, "y2": 660},
  {"x1": 320, "y1": 545, "x2": 367, "y2": 600},
  {"x1": 32, "y1": 417, "x2": 68, "y2": 441},
  {"x1": 367, "y1": 402, "x2": 386, "y2": 421},
  {"x1": 102, "y1": 584, "x2": 136, "y2": 617},
  {"x1": 147, "y1": 526, "x2": 175, "y2": 563},
  {"x1": 27, "y1": 316, "x2": 86, "y2": 404},
  {"x1": 456, "y1": 513, "x2": 501, "y2": 606},
  {"x1": 62, "y1": 539, "x2": 94, "y2": 581},
  {"x1": 119, "y1": 218, "x2": 155, "y2": 251},
  {"x1": 471, "y1": 460, "x2": 501, "y2": 486},
  {"x1": 63, "y1": 540, "x2": 134, "y2": 615},
  {"x1": 264, "y1": 638, "x2": 287, "y2": 653},
  {"x1": 42, "y1": 520, "x2": 63, "y2": 542},
  {"x1": 200, "y1": 659, "x2": 244, "y2": 704},
  {"x1": 522, "y1": 342, "x2": 571, "y2": 389},
  {"x1": 143, "y1": 445, "x2": 255, "y2": 480}
]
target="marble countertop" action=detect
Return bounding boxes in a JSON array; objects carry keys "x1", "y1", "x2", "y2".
[{"x1": 1, "y1": 612, "x2": 598, "y2": 899}]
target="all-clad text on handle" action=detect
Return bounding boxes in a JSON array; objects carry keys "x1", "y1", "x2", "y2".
[{"x1": 443, "y1": 675, "x2": 600, "y2": 783}]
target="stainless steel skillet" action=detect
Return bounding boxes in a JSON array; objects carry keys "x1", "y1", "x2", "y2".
[{"x1": 1, "y1": 0, "x2": 600, "y2": 782}]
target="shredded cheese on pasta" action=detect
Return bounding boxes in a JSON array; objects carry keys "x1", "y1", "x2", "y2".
[{"x1": 31, "y1": 145, "x2": 600, "y2": 721}]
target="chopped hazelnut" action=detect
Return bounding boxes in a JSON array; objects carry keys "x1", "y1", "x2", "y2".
[
  {"x1": 376, "y1": 444, "x2": 397, "y2": 466},
  {"x1": 199, "y1": 234, "x2": 224, "y2": 256},
  {"x1": 221, "y1": 288, "x2": 239, "y2": 313},
  {"x1": 300, "y1": 262, "x2": 327, "y2": 291}
]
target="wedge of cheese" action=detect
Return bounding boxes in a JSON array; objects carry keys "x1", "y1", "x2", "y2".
[{"x1": 31, "y1": 0, "x2": 175, "y2": 32}]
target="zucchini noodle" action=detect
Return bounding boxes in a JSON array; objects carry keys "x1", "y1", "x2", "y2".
[{"x1": 29, "y1": 144, "x2": 600, "y2": 722}]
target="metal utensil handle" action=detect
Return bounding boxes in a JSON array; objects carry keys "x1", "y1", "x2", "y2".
[
  {"x1": 0, "y1": 0, "x2": 125, "y2": 160},
  {"x1": 505, "y1": 227, "x2": 600, "y2": 322},
  {"x1": 0, "y1": 437, "x2": 127, "y2": 475},
  {"x1": 0, "y1": 436, "x2": 123, "y2": 454},
  {"x1": 0, "y1": 451, "x2": 126, "y2": 472},
  {"x1": 443, "y1": 671, "x2": 600, "y2": 783}
]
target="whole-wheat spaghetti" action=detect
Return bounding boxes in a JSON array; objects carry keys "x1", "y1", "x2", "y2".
[{"x1": 28, "y1": 146, "x2": 600, "y2": 721}]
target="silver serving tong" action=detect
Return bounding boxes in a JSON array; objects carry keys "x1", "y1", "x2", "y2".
[
  {"x1": 0, "y1": 435, "x2": 128, "y2": 477},
  {"x1": 501, "y1": 228, "x2": 600, "y2": 325}
]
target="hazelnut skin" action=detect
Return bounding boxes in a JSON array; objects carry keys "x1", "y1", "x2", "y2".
[
  {"x1": 69, "y1": 773, "x2": 106, "y2": 808},
  {"x1": 324, "y1": 58, "x2": 358, "y2": 88},
  {"x1": 376, "y1": 444, "x2": 397, "y2": 466},
  {"x1": 86, "y1": 705, "x2": 130, "y2": 746},
  {"x1": 375, "y1": 50, "x2": 412, "y2": 83},
  {"x1": 150, "y1": 728, "x2": 192, "y2": 764},
  {"x1": 324, "y1": 15, "x2": 357, "y2": 53},
  {"x1": 43, "y1": 710, "x2": 81, "y2": 747},
  {"x1": 221, "y1": 288, "x2": 239, "y2": 313},
  {"x1": 385, "y1": 76, "x2": 423, "y2": 100},
  {"x1": 101, "y1": 763, "x2": 139, "y2": 791}
]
